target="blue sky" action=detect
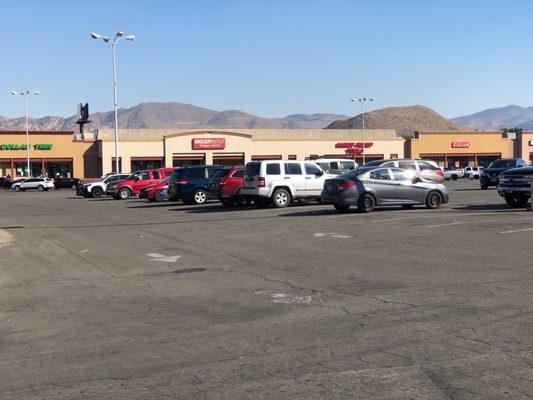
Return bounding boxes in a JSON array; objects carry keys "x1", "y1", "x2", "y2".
[{"x1": 1, "y1": 0, "x2": 532, "y2": 119}]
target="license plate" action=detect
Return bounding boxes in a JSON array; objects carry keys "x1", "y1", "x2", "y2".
[{"x1": 503, "y1": 187, "x2": 513, "y2": 193}]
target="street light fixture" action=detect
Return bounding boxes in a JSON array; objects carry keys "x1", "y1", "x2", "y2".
[
  {"x1": 351, "y1": 97, "x2": 374, "y2": 165},
  {"x1": 11, "y1": 90, "x2": 40, "y2": 177},
  {"x1": 90, "y1": 31, "x2": 135, "y2": 173}
]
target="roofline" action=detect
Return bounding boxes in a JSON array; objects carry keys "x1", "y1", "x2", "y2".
[{"x1": 0, "y1": 130, "x2": 75, "y2": 135}]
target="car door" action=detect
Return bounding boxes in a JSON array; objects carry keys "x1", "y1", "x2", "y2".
[
  {"x1": 132, "y1": 171, "x2": 152, "y2": 192},
  {"x1": 283, "y1": 162, "x2": 306, "y2": 196},
  {"x1": 391, "y1": 168, "x2": 426, "y2": 203},
  {"x1": 21, "y1": 179, "x2": 34, "y2": 189},
  {"x1": 304, "y1": 162, "x2": 326, "y2": 196},
  {"x1": 366, "y1": 168, "x2": 396, "y2": 204}
]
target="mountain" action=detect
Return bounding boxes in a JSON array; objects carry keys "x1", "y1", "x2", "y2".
[
  {"x1": 0, "y1": 102, "x2": 348, "y2": 131},
  {"x1": 453, "y1": 105, "x2": 533, "y2": 130},
  {"x1": 326, "y1": 105, "x2": 466, "y2": 136}
]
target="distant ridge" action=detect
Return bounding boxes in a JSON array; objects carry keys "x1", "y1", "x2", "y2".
[
  {"x1": 326, "y1": 105, "x2": 467, "y2": 136},
  {"x1": 0, "y1": 102, "x2": 349, "y2": 131},
  {"x1": 453, "y1": 105, "x2": 533, "y2": 130}
]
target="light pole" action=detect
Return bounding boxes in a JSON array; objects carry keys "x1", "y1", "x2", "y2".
[
  {"x1": 11, "y1": 90, "x2": 40, "y2": 177},
  {"x1": 351, "y1": 97, "x2": 374, "y2": 165},
  {"x1": 90, "y1": 31, "x2": 135, "y2": 173}
]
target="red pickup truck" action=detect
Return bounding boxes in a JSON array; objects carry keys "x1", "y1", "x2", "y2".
[{"x1": 106, "y1": 167, "x2": 174, "y2": 200}]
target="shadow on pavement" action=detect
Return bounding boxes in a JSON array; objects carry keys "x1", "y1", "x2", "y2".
[{"x1": 452, "y1": 204, "x2": 524, "y2": 212}]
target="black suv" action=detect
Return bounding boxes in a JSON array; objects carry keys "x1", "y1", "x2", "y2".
[
  {"x1": 167, "y1": 165, "x2": 229, "y2": 204},
  {"x1": 480, "y1": 158, "x2": 527, "y2": 190},
  {"x1": 497, "y1": 166, "x2": 533, "y2": 207}
]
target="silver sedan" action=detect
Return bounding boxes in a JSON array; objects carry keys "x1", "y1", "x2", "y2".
[{"x1": 321, "y1": 167, "x2": 449, "y2": 212}]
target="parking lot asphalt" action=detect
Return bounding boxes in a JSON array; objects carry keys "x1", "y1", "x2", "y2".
[{"x1": 0, "y1": 179, "x2": 531, "y2": 399}]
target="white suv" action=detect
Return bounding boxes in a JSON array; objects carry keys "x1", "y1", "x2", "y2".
[
  {"x1": 313, "y1": 159, "x2": 357, "y2": 175},
  {"x1": 241, "y1": 160, "x2": 330, "y2": 208},
  {"x1": 84, "y1": 173, "x2": 130, "y2": 198},
  {"x1": 12, "y1": 178, "x2": 54, "y2": 192}
]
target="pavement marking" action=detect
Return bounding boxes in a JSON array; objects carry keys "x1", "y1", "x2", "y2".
[
  {"x1": 372, "y1": 217, "x2": 412, "y2": 223},
  {"x1": 427, "y1": 220, "x2": 502, "y2": 228},
  {"x1": 500, "y1": 227, "x2": 533, "y2": 234},
  {"x1": 254, "y1": 291, "x2": 316, "y2": 304},
  {"x1": 314, "y1": 232, "x2": 353, "y2": 239},
  {"x1": 146, "y1": 253, "x2": 182, "y2": 263},
  {"x1": 80, "y1": 249, "x2": 88, "y2": 253}
]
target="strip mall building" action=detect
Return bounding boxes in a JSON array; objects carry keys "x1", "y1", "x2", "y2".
[{"x1": 96, "y1": 128, "x2": 404, "y2": 174}]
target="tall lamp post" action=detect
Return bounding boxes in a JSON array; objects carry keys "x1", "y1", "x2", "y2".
[
  {"x1": 90, "y1": 31, "x2": 135, "y2": 174},
  {"x1": 351, "y1": 97, "x2": 373, "y2": 165},
  {"x1": 11, "y1": 90, "x2": 40, "y2": 177}
]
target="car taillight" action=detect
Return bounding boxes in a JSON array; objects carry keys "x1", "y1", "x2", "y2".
[
  {"x1": 436, "y1": 170, "x2": 443, "y2": 176},
  {"x1": 177, "y1": 179, "x2": 188, "y2": 184},
  {"x1": 338, "y1": 181, "x2": 356, "y2": 190},
  {"x1": 258, "y1": 177, "x2": 265, "y2": 187}
]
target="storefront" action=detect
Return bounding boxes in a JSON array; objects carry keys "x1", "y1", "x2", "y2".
[
  {"x1": 0, "y1": 131, "x2": 95, "y2": 178},
  {"x1": 516, "y1": 131, "x2": 533, "y2": 163},
  {"x1": 407, "y1": 131, "x2": 515, "y2": 168},
  {"x1": 96, "y1": 128, "x2": 405, "y2": 174}
]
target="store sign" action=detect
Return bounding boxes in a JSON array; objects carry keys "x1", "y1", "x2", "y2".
[
  {"x1": 0, "y1": 143, "x2": 53, "y2": 150},
  {"x1": 451, "y1": 141, "x2": 470, "y2": 148},
  {"x1": 192, "y1": 138, "x2": 225, "y2": 150},
  {"x1": 335, "y1": 142, "x2": 373, "y2": 149}
]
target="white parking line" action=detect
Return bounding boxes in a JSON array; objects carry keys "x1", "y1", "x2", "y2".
[
  {"x1": 372, "y1": 217, "x2": 412, "y2": 223},
  {"x1": 500, "y1": 227, "x2": 533, "y2": 234},
  {"x1": 427, "y1": 220, "x2": 502, "y2": 228}
]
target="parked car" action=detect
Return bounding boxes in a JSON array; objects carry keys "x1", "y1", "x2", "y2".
[
  {"x1": 313, "y1": 159, "x2": 357, "y2": 175},
  {"x1": 167, "y1": 165, "x2": 229, "y2": 204},
  {"x1": 468, "y1": 170, "x2": 481, "y2": 180},
  {"x1": 106, "y1": 168, "x2": 175, "y2": 200},
  {"x1": 53, "y1": 177, "x2": 80, "y2": 189},
  {"x1": 463, "y1": 166, "x2": 483, "y2": 178},
  {"x1": 0, "y1": 177, "x2": 13, "y2": 189},
  {"x1": 321, "y1": 167, "x2": 449, "y2": 213},
  {"x1": 81, "y1": 173, "x2": 130, "y2": 198},
  {"x1": 139, "y1": 178, "x2": 170, "y2": 202},
  {"x1": 497, "y1": 166, "x2": 533, "y2": 207},
  {"x1": 480, "y1": 158, "x2": 527, "y2": 190},
  {"x1": 443, "y1": 168, "x2": 465, "y2": 180},
  {"x1": 209, "y1": 166, "x2": 250, "y2": 207},
  {"x1": 240, "y1": 160, "x2": 329, "y2": 208},
  {"x1": 360, "y1": 158, "x2": 444, "y2": 183},
  {"x1": 11, "y1": 177, "x2": 55, "y2": 192}
]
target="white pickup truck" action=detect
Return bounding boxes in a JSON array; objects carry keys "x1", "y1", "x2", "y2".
[{"x1": 442, "y1": 168, "x2": 465, "y2": 180}]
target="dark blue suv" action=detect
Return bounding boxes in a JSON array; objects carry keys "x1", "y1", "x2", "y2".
[
  {"x1": 480, "y1": 158, "x2": 527, "y2": 189},
  {"x1": 168, "y1": 165, "x2": 229, "y2": 204}
]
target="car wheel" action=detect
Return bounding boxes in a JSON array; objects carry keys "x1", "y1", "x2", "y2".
[
  {"x1": 118, "y1": 188, "x2": 131, "y2": 200},
  {"x1": 334, "y1": 204, "x2": 350, "y2": 212},
  {"x1": 92, "y1": 187, "x2": 103, "y2": 198},
  {"x1": 193, "y1": 189, "x2": 207, "y2": 205},
  {"x1": 504, "y1": 193, "x2": 528, "y2": 208},
  {"x1": 402, "y1": 204, "x2": 414, "y2": 209},
  {"x1": 235, "y1": 194, "x2": 251, "y2": 207},
  {"x1": 481, "y1": 184, "x2": 488, "y2": 190},
  {"x1": 38, "y1": 185, "x2": 44, "y2": 192},
  {"x1": 272, "y1": 188, "x2": 290, "y2": 208},
  {"x1": 254, "y1": 198, "x2": 270, "y2": 208},
  {"x1": 357, "y1": 193, "x2": 376, "y2": 213},
  {"x1": 451, "y1": 175, "x2": 458, "y2": 180},
  {"x1": 426, "y1": 191, "x2": 443, "y2": 209},
  {"x1": 220, "y1": 198, "x2": 235, "y2": 207},
  {"x1": 154, "y1": 190, "x2": 166, "y2": 202}
]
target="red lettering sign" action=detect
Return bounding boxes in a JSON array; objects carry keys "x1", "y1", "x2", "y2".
[
  {"x1": 335, "y1": 142, "x2": 373, "y2": 149},
  {"x1": 345, "y1": 147, "x2": 363, "y2": 155},
  {"x1": 192, "y1": 138, "x2": 226, "y2": 150},
  {"x1": 451, "y1": 141, "x2": 470, "y2": 148}
]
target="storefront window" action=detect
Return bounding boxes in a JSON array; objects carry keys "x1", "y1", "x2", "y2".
[
  {"x1": 14, "y1": 161, "x2": 41, "y2": 177},
  {"x1": 45, "y1": 161, "x2": 72, "y2": 178},
  {"x1": 111, "y1": 159, "x2": 122, "y2": 174},
  {"x1": 131, "y1": 159, "x2": 162, "y2": 171},
  {"x1": 173, "y1": 158, "x2": 203, "y2": 168}
]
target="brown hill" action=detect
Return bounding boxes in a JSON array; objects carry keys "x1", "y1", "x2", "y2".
[
  {"x1": 0, "y1": 102, "x2": 348, "y2": 131},
  {"x1": 326, "y1": 105, "x2": 467, "y2": 136}
]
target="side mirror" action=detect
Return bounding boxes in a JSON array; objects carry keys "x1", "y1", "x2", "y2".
[
  {"x1": 412, "y1": 176, "x2": 421, "y2": 184},
  {"x1": 316, "y1": 170, "x2": 324, "y2": 176}
]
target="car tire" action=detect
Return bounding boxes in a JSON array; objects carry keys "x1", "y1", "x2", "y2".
[
  {"x1": 481, "y1": 184, "x2": 488, "y2": 190},
  {"x1": 272, "y1": 188, "x2": 291, "y2": 208},
  {"x1": 504, "y1": 193, "x2": 528, "y2": 208},
  {"x1": 14, "y1": 185, "x2": 21, "y2": 192},
  {"x1": 426, "y1": 191, "x2": 443, "y2": 209},
  {"x1": 154, "y1": 190, "x2": 166, "y2": 202},
  {"x1": 38, "y1": 185, "x2": 44, "y2": 192},
  {"x1": 221, "y1": 198, "x2": 235, "y2": 207},
  {"x1": 357, "y1": 193, "x2": 376, "y2": 213},
  {"x1": 451, "y1": 175, "x2": 458, "y2": 180},
  {"x1": 334, "y1": 204, "x2": 350, "y2": 212},
  {"x1": 193, "y1": 189, "x2": 207, "y2": 205},
  {"x1": 92, "y1": 187, "x2": 103, "y2": 198},
  {"x1": 235, "y1": 194, "x2": 251, "y2": 207},
  {"x1": 118, "y1": 188, "x2": 131, "y2": 200}
]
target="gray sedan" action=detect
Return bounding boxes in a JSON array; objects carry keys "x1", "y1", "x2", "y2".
[{"x1": 321, "y1": 167, "x2": 449, "y2": 212}]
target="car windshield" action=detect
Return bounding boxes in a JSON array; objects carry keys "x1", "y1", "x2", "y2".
[
  {"x1": 338, "y1": 168, "x2": 367, "y2": 178},
  {"x1": 126, "y1": 173, "x2": 138, "y2": 180},
  {"x1": 97, "y1": 175, "x2": 108, "y2": 182},
  {"x1": 489, "y1": 160, "x2": 516, "y2": 168},
  {"x1": 245, "y1": 162, "x2": 261, "y2": 177}
]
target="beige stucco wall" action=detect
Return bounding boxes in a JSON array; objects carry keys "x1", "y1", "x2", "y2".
[
  {"x1": 517, "y1": 132, "x2": 533, "y2": 162},
  {"x1": 100, "y1": 139, "x2": 164, "y2": 174}
]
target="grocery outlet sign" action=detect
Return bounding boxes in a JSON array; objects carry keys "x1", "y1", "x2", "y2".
[
  {"x1": 192, "y1": 138, "x2": 225, "y2": 150},
  {"x1": 335, "y1": 141, "x2": 374, "y2": 155},
  {"x1": 0, "y1": 143, "x2": 53, "y2": 150}
]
